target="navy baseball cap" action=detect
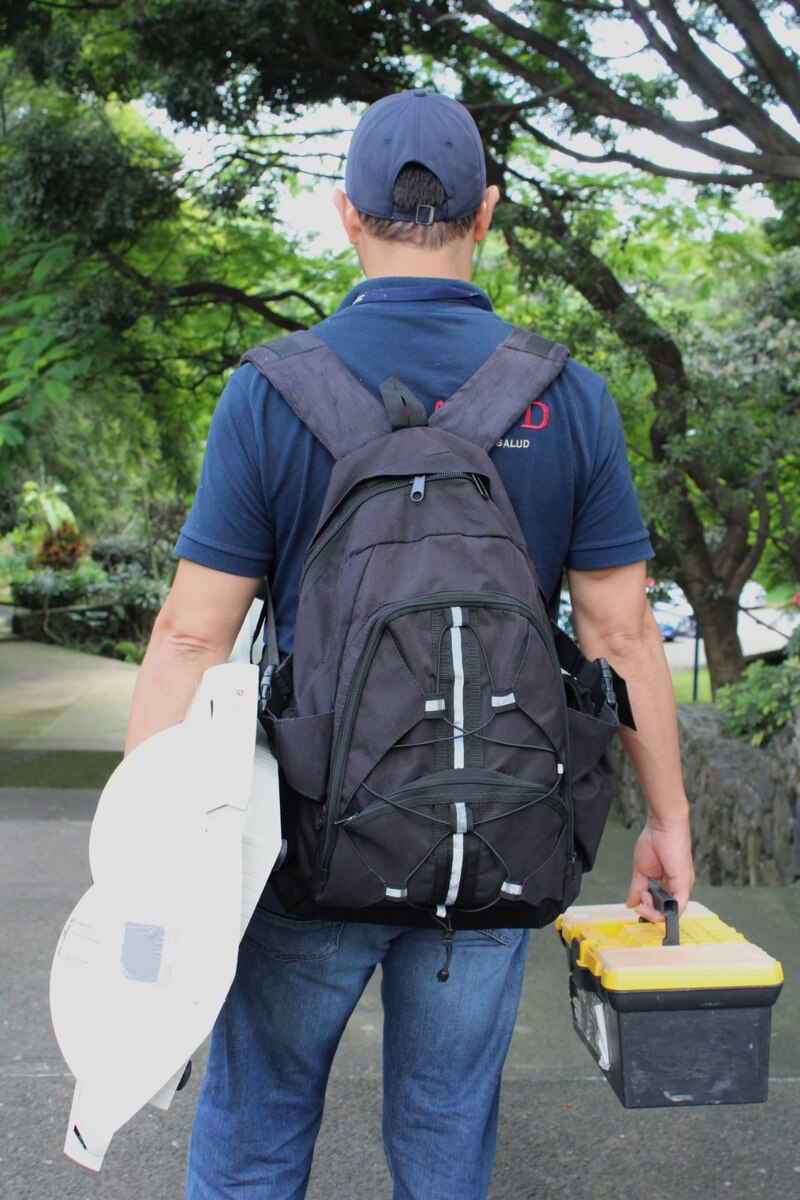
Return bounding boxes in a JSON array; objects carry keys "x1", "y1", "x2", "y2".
[{"x1": 345, "y1": 89, "x2": 487, "y2": 224}]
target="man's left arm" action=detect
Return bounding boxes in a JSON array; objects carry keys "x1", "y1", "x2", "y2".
[
  {"x1": 568, "y1": 561, "x2": 695, "y2": 915},
  {"x1": 125, "y1": 560, "x2": 262, "y2": 756}
]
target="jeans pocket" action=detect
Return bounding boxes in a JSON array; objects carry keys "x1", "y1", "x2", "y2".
[
  {"x1": 465, "y1": 927, "x2": 528, "y2": 948},
  {"x1": 244, "y1": 904, "x2": 343, "y2": 962}
]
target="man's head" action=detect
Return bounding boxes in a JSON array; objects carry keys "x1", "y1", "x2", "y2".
[{"x1": 334, "y1": 89, "x2": 498, "y2": 275}]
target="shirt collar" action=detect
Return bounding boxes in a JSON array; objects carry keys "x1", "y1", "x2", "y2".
[{"x1": 336, "y1": 276, "x2": 494, "y2": 313}]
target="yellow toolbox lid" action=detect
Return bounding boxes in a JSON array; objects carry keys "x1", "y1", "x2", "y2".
[{"x1": 556, "y1": 902, "x2": 784, "y2": 992}]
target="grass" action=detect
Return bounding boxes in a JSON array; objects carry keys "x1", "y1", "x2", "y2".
[
  {"x1": 671, "y1": 667, "x2": 712, "y2": 704},
  {"x1": 0, "y1": 749, "x2": 122, "y2": 787}
]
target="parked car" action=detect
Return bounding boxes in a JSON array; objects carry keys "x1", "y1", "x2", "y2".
[
  {"x1": 739, "y1": 580, "x2": 767, "y2": 609},
  {"x1": 558, "y1": 590, "x2": 575, "y2": 636},
  {"x1": 652, "y1": 603, "x2": 680, "y2": 641},
  {"x1": 646, "y1": 581, "x2": 696, "y2": 638}
]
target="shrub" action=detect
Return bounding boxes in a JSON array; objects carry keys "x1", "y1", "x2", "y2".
[
  {"x1": 112, "y1": 640, "x2": 146, "y2": 664},
  {"x1": 91, "y1": 537, "x2": 151, "y2": 569},
  {"x1": 9, "y1": 559, "x2": 108, "y2": 609},
  {"x1": 37, "y1": 520, "x2": 90, "y2": 569},
  {"x1": 717, "y1": 632, "x2": 800, "y2": 746}
]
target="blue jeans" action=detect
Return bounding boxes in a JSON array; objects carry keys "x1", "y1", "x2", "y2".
[{"x1": 186, "y1": 893, "x2": 529, "y2": 1200}]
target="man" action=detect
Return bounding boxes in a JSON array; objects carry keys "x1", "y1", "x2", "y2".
[{"x1": 126, "y1": 90, "x2": 694, "y2": 1200}]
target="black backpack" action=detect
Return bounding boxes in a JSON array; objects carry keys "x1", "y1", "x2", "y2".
[{"x1": 242, "y1": 329, "x2": 634, "y2": 952}]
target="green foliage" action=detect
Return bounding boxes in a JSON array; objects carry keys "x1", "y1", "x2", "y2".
[
  {"x1": 105, "y1": 560, "x2": 171, "y2": 617},
  {"x1": 18, "y1": 476, "x2": 76, "y2": 535},
  {"x1": 3, "y1": 0, "x2": 797, "y2": 186},
  {"x1": 1, "y1": 0, "x2": 799, "y2": 687},
  {"x1": 105, "y1": 639, "x2": 146, "y2": 665},
  {"x1": 0, "y1": 64, "x2": 352, "y2": 509},
  {"x1": 1, "y1": 104, "x2": 179, "y2": 249},
  {"x1": 765, "y1": 182, "x2": 800, "y2": 250},
  {"x1": 717, "y1": 634, "x2": 800, "y2": 746},
  {"x1": 9, "y1": 558, "x2": 107, "y2": 609}
]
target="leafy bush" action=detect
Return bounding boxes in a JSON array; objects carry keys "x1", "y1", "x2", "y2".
[
  {"x1": 91, "y1": 537, "x2": 152, "y2": 569},
  {"x1": 717, "y1": 632, "x2": 800, "y2": 746},
  {"x1": 19, "y1": 477, "x2": 76, "y2": 536},
  {"x1": 97, "y1": 638, "x2": 146, "y2": 664},
  {"x1": 106, "y1": 561, "x2": 170, "y2": 610},
  {"x1": 36, "y1": 520, "x2": 90, "y2": 569},
  {"x1": 10, "y1": 559, "x2": 108, "y2": 609}
]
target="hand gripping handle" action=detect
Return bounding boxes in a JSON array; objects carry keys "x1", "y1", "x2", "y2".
[{"x1": 646, "y1": 879, "x2": 680, "y2": 947}]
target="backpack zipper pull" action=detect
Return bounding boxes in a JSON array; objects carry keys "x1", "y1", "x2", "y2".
[
  {"x1": 471, "y1": 474, "x2": 489, "y2": 499},
  {"x1": 435, "y1": 910, "x2": 455, "y2": 982},
  {"x1": 410, "y1": 475, "x2": 426, "y2": 502},
  {"x1": 437, "y1": 928, "x2": 455, "y2": 982}
]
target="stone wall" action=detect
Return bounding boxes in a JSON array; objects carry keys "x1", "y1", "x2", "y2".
[{"x1": 610, "y1": 705, "x2": 800, "y2": 886}]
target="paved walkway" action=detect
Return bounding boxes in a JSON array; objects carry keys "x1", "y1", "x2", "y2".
[{"x1": 1, "y1": 639, "x2": 798, "y2": 1199}]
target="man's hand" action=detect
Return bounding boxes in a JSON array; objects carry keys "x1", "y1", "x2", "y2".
[{"x1": 626, "y1": 812, "x2": 695, "y2": 918}]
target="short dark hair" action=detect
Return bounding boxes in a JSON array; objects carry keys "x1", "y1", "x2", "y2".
[{"x1": 358, "y1": 163, "x2": 478, "y2": 248}]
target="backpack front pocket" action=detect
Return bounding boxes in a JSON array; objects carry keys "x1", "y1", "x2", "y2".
[{"x1": 317, "y1": 769, "x2": 569, "y2": 913}]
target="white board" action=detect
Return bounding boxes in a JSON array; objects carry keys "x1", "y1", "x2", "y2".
[{"x1": 50, "y1": 656, "x2": 282, "y2": 1170}]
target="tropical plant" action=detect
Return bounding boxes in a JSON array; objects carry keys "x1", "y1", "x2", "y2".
[{"x1": 717, "y1": 632, "x2": 800, "y2": 745}]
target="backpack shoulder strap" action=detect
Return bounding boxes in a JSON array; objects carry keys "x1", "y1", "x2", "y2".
[
  {"x1": 429, "y1": 329, "x2": 569, "y2": 450},
  {"x1": 240, "y1": 330, "x2": 392, "y2": 460}
]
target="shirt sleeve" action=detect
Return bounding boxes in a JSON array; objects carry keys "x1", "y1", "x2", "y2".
[
  {"x1": 566, "y1": 383, "x2": 653, "y2": 571},
  {"x1": 174, "y1": 369, "x2": 274, "y2": 578}
]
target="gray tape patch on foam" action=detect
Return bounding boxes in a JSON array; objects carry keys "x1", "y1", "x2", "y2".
[{"x1": 121, "y1": 922, "x2": 165, "y2": 984}]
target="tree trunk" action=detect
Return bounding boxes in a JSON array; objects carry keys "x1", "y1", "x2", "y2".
[{"x1": 686, "y1": 592, "x2": 747, "y2": 693}]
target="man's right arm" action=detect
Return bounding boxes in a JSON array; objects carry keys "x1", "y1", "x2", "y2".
[
  {"x1": 125, "y1": 559, "x2": 262, "y2": 756},
  {"x1": 568, "y1": 560, "x2": 695, "y2": 915}
]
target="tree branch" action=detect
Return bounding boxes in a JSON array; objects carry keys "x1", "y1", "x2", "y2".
[
  {"x1": 455, "y1": 0, "x2": 800, "y2": 177},
  {"x1": 500, "y1": 191, "x2": 739, "y2": 522},
  {"x1": 713, "y1": 0, "x2": 800, "y2": 120},
  {"x1": 36, "y1": 2, "x2": 124, "y2": 9},
  {"x1": 624, "y1": 0, "x2": 799, "y2": 154},
  {"x1": 714, "y1": 477, "x2": 771, "y2": 596},
  {"x1": 100, "y1": 248, "x2": 313, "y2": 331},
  {"x1": 514, "y1": 116, "x2": 766, "y2": 185},
  {"x1": 501, "y1": 196, "x2": 688, "y2": 432},
  {"x1": 298, "y1": 11, "x2": 396, "y2": 101}
]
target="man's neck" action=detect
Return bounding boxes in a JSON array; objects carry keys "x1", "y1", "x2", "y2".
[{"x1": 358, "y1": 241, "x2": 475, "y2": 282}]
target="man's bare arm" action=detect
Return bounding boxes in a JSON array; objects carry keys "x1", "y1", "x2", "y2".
[
  {"x1": 568, "y1": 561, "x2": 695, "y2": 914},
  {"x1": 125, "y1": 560, "x2": 262, "y2": 756}
]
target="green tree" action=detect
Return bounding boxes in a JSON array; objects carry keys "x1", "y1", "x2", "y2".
[
  {"x1": 0, "y1": 66, "x2": 358, "y2": 530},
  {"x1": 2, "y1": 1, "x2": 799, "y2": 687},
  {"x1": 4, "y1": 1, "x2": 798, "y2": 184}
]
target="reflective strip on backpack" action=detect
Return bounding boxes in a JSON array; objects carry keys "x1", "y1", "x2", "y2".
[
  {"x1": 444, "y1": 608, "x2": 468, "y2": 907},
  {"x1": 449, "y1": 607, "x2": 465, "y2": 770},
  {"x1": 444, "y1": 803, "x2": 469, "y2": 906}
]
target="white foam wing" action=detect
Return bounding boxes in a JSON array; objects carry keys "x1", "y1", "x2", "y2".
[{"x1": 50, "y1": 659, "x2": 282, "y2": 1170}]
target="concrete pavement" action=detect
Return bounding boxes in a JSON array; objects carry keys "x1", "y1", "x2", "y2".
[{"x1": 1, "y1": 638, "x2": 798, "y2": 1199}]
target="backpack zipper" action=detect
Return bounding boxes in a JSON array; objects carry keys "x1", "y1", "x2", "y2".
[
  {"x1": 321, "y1": 591, "x2": 572, "y2": 869},
  {"x1": 339, "y1": 781, "x2": 565, "y2": 830},
  {"x1": 299, "y1": 473, "x2": 488, "y2": 596}
]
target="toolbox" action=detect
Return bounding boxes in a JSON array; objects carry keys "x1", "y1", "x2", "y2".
[{"x1": 556, "y1": 886, "x2": 783, "y2": 1108}]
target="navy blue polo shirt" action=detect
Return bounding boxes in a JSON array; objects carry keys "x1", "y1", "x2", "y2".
[{"x1": 176, "y1": 277, "x2": 652, "y2": 653}]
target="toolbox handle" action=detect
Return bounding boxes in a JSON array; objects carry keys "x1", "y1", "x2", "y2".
[{"x1": 640, "y1": 880, "x2": 680, "y2": 946}]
